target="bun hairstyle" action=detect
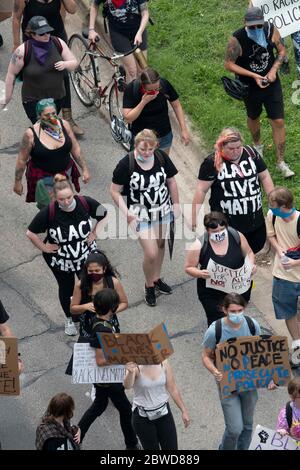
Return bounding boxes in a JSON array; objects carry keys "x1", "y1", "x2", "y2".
[
  {"x1": 134, "y1": 128, "x2": 158, "y2": 148},
  {"x1": 214, "y1": 127, "x2": 243, "y2": 173},
  {"x1": 53, "y1": 173, "x2": 73, "y2": 196}
]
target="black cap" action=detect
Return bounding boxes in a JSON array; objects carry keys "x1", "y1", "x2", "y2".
[
  {"x1": 245, "y1": 7, "x2": 264, "y2": 26},
  {"x1": 27, "y1": 16, "x2": 54, "y2": 35}
]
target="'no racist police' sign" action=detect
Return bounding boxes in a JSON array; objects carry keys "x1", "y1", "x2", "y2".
[{"x1": 252, "y1": 0, "x2": 300, "y2": 38}]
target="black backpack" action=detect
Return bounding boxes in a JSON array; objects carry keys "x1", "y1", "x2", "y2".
[
  {"x1": 199, "y1": 226, "x2": 240, "y2": 266},
  {"x1": 215, "y1": 316, "x2": 256, "y2": 345},
  {"x1": 285, "y1": 401, "x2": 293, "y2": 431}
]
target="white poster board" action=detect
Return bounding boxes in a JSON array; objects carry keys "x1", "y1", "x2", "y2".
[
  {"x1": 252, "y1": 1, "x2": 300, "y2": 38},
  {"x1": 205, "y1": 255, "x2": 252, "y2": 294},
  {"x1": 249, "y1": 424, "x2": 300, "y2": 450},
  {"x1": 72, "y1": 343, "x2": 126, "y2": 384}
]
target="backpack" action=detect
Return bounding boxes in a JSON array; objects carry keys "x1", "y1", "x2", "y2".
[
  {"x1": 215, "y1": 316, "x2": 256, "y2": 345},
  {"x1": 17, "y1": 36, "x2": 63, "y2": 82},
  {"x1": 199, "y1": 226, "x2": 240, "y2": 266},
  {"x1": 48, "y1": 195, "x2": 90, "y2": 222},
  {"x1": 285, "y1": 401, "x2": 293, "y2": 431}
]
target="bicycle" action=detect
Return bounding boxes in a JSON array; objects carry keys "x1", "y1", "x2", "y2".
[{"x1": 68, "y1": 30, "x2": 137, "y2": 150}]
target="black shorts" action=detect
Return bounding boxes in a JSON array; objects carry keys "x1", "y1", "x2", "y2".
[
  {"x1": 109, "y1": 27, "x2": 148, "y2": 53},
  {"x1": 244, "y1": 80, "x2": 284, "y2": 120},
  {"x1": 242, "y1": 222, "x2": 267, "y2": 254}
]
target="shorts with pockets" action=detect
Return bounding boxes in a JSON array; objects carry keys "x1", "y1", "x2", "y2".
[
  {"x1": 272, "y1": 277, "x2": 300, "y2": 319},
  {"x1": 243, "y1": 79, "x2": 284, "y2": 120}
]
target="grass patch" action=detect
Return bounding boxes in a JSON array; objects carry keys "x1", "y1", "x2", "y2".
[{"x1": 148, "y1": 0, "x2": 300, "y2": 206}]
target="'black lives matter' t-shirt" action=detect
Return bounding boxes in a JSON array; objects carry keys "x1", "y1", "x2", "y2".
[
  {"x1": 123, "y1": 78, "x2": 179, "y2": 137},
  {"x1": 28, "y1": 196, "x2": 107, "y2": 272},
  {"x1": 0, "y1": 301, "x2": 9, "y2": 324},
  {"x1": 112, "y1": 152, "x2": 178, "y2": 222},
  {"x1": 198, "y1": 146, "x2": 267, "y2": 233}
]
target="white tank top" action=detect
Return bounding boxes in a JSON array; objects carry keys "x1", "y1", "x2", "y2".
[{"x1": 132, "y1": 365, "x2": 170, "y2": 410}]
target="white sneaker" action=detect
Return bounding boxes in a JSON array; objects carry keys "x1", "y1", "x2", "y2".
[
  {"x1": 65, "y1": 319, "x2": 77, "y2": 336},
  {"x1": 253, "y1": 144, "x2": 264, "y2": 157},
  {"x1": 277, "y1": 161, "x2": 295, "y2": 178},
  {"x1": 289, "y1": 347, "x2": 300, "y2": 368}
]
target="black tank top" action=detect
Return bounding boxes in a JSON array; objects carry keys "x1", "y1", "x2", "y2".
[
  {"x1": 30, "y1": 120, "x2": 72, "y2": 173},
  {"x1": 233, "y1": 22, "x2": 277, "y2": 87},
  {"x1": 197, "y1": 231, "x2": 244, "y2": 293},
  {"x1": 22, "y1": 0, "x2": 65, "y2": 39}
]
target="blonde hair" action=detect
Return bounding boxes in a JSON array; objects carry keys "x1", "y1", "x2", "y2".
[
  {"x1": 134, "y1": 129, "x2": 159, "y2": 147},
  {"x1": 214, "y1": 127, "x2": 243, "y2": 172},
  {"x1": 53, "y1": 174, "x2": 73, "y2": 196}
]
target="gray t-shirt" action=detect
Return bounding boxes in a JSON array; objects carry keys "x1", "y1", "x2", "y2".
[{"x1": 202, "y1": 317, "x2": 261, "y2": 350}]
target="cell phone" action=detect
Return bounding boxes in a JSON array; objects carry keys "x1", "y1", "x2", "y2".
[{"x1": 261, "y1": 78, "x2": 269, "y2": 86}]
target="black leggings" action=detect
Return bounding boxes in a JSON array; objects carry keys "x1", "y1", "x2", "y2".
[
  {"x1": 78, "y1": 384, "x2": 138, "y2": 448},
  {"x1": 132, "y1": 404, "x2": 178, "y2": 450},
  {"x1": 43, "y1": 254, "x2": 79, "y2": 318}
]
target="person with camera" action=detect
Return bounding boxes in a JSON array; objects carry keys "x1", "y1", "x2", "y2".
[
  {"x1": 124, "y1": 360, "x2": 190, "y2": 450},
  {"x1": 224, "y1": 6, "x2": 293, "y2": 178}
]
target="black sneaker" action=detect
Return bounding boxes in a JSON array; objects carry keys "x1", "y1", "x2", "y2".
[
  {"x1": 145, "y1": 285, "x2": 156, "y2": 306},
  {"x1": 154, "y1": 278, "x2": 172, "y2": 295}
]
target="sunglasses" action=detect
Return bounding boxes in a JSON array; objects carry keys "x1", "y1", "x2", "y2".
[
  {"x1": 35, "y1": 31, "x2": 50, "y2": 36},
  {"x1": 248, "y1": 25, "x2": 263, "y2": 30},
  {"x1": 205, "y1": 220, "x2": 226, "y2": 230}
]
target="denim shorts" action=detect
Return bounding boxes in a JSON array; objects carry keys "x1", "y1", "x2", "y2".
[
  {"x1": 272, "y1": 277, "x2": 300, "y2": 319},
  {"x1": 137, "y1": 212, "x2": 173, "y2": 233},
  {"x1": 158, "y1": 131, "x2": 173, "y2": 151}
]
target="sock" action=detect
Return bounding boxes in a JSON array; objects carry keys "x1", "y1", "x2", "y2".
[{"x1": 291, "y1": 339, "x2": 300, "y2": 349}]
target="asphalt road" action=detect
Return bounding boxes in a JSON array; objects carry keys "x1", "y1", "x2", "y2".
[{"x1": 0, "y1": 11, "x2": 296, "y2": 451}]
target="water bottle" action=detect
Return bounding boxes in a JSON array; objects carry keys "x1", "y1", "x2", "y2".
[
  {"x1": 281, "y1": 255, "x2": 292, "y2": 271},
  {"x1": 133, "y1": 48, "x2": 148, "y2": 69}
]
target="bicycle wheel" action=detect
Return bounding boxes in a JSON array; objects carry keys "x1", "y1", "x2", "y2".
[
  {"x1": 68, "y1": 34, "x2": 97, "y2": 107},
  {"x1": 108, "y1": 82, "x2": 131, "y2": 151}
]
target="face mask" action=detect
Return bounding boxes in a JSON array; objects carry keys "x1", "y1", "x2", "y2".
[
  {"x1": 59, "y1": 198, "x2": 76, "y2": 212},
  {"x1": 209, "y1": 229, "x2": 228, "y2": 243},
  {"x1": 246, "y1": 27, "x2": 268, "y2": 49},
  {"x1": 136, "y1": 154, "x2": 154, "y2": 163},
  {"x1": 270, "y1": 207, "x2": 295, "y2": 219},
  {"x1": 88, "y1": 273, "x2": 104, "y2": 283},
  {"x1": 228, "y1": 312, "x2": 245, "y2": 324}
]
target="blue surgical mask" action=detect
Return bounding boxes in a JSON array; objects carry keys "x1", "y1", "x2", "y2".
[
  {"x1": 246, "y1": 27, "x2": 268, "y2": 49},
  {"x1": 270, "y1": 207, "x2": 295, "y2": 219},
  {"x1": 136, "y1": 154, "x2": 154, "y2": 163},
  {"x1": 228, "y1": 312, "x2": 244, "y2": 324}
]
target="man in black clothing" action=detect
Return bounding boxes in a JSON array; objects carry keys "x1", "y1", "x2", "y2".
[
  {"x1": 224, "y1": 7, "x2": 294, "y2": 178},
  {"x1": 78, "y1": 289, "x2": 140, "y2": 450}
]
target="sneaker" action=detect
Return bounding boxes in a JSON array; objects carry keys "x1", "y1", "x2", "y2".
[
  {"x1": 154, "y1": 278, "x2": 172, "y2": 295},
  {"x1": 65, "y1": 319, "x2": 77, "y2": 336},
  {"x1": 277, "y1": 161, "x2": 295, "y2": 178},
  {"x1": 289, "y1": 347, "x2": 300, "y2": 368},
  {"x1": 253, "y1": 144, "x2": 264, "y2": 157},
  {"x1": 144, "y1": 285, "x2": 156, "y2": 306},
  {"x1": 125, "y1": 443, "x2": 141, "y2": 450}
]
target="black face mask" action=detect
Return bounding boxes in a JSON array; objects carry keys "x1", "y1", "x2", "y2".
[{"x1": 88, "y1": 273, "x2": 104, "y2": 283}]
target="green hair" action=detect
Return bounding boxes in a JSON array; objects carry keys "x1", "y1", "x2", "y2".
[{"x1": 36, "y1": 98, "x2": 56, "y2": 117}]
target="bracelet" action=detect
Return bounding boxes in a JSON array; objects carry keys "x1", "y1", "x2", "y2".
[{"x1": 89, "y1": 28, "x2": 95, "y2": 31}]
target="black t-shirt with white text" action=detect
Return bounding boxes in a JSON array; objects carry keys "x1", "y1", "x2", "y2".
[
  {"x1": 123, "y1": 78, "x2": 179, "y2": 137},
  {"x1": 0, "y1": 301, "x2": 9, "y2": 325},
  {"x1": 198, "y1": 146, "x2": 267, "y2": 233},
  {"x1": 28, "y1": 196, "x2": 107, "y2": 272},
  {"x1": 112, "y1": 152, "x2": 178, "y2": 222},
  {"x1": 94, "y1": 0, "x2": 146, "y2": 34}
]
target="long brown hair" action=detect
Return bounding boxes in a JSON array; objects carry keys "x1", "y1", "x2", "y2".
[{"x1": 43, "y1": 393, "x2": 74, "y2": 423}]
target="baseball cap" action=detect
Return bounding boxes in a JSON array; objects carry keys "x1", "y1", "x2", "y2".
[
  {"x1": 244, "y1": 7, "x2": 264, "y2": 26},
  {"x1": 27, "y1": 16, "x2": 54, "y2": 35}
]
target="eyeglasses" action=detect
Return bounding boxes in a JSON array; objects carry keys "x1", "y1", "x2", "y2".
[
  {"x1": 248, "y1": 25, "x2": 264, "y2": 30},
  {"x1": 205, "y1": 220, "x2": 226, "y2": 230}
]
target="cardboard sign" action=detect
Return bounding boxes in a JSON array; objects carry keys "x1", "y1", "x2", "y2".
[
  {"x1": 205, "y1": 256, "x2": 252, "y2": 294},
  {"x1": 72, "y1": 343, "x2": 125, "y2": 384},
  {"x1": 215, "y1": 335, "x2": 291, "y2": 399},
  {"x1": 97, "y1": 322, "x2": 174, "y2": 365},
  {"x1": 0, "y1": 337, "x2": 20, "y2": 396},
  {"x1": 252, "y1": 0, "x2": 300, "y2": 37},
  {"x1": 249, "y1": 424, "x2": 300, "y2": 450}
]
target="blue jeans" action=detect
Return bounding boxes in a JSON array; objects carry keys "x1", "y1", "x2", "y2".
[
  {"x1": 291, "y1": 31, "x2": 300, "y2": 73},
  {"x1": 219, "y1": 390, "x2": 258, "y2": 450}
]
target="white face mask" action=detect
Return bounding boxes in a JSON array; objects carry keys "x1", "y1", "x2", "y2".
[
  {"x1": 209, "y1": 229, "x2": 228, "y2": 243},
  {"x1": 59, "y1": 198, "x2": 76, "y2": 212}
]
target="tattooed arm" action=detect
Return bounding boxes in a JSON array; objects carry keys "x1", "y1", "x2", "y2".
[
  {"x1": 224, "y1": 36, "x2": 268, "y2": 87},
  {"x1": 3, "y1": 44, "x2": 25, "y2": 106},
  {"x1": 12, "y1": 0, "x2": 25, "y2": 52},
  {"x1": 62, "y1": 120, "x2": 91, "y2": 183},
  {"x1": 14, "y1": 128, "x2": 33, "y2": 196},
  {"x1": 267, "y1": 27, "x2": 286, "y2": 82}
]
